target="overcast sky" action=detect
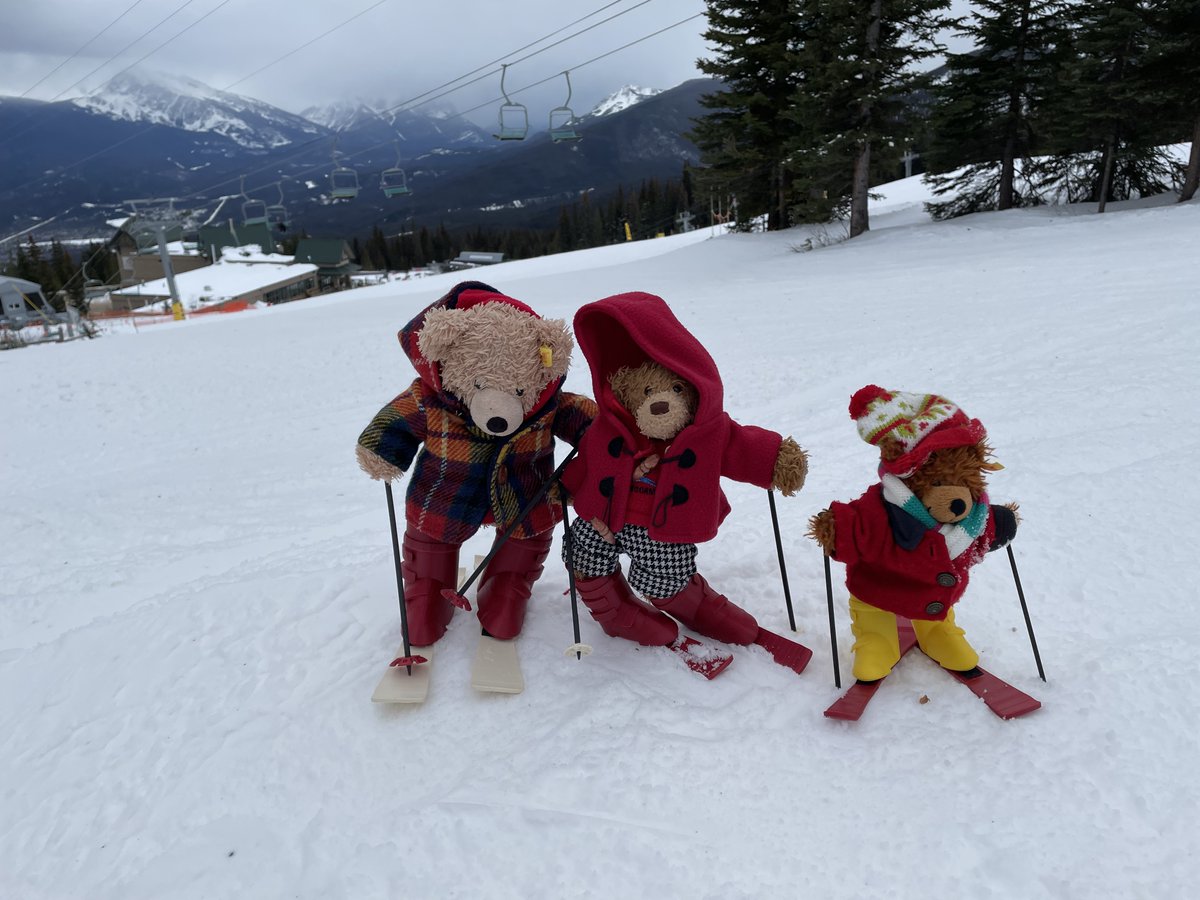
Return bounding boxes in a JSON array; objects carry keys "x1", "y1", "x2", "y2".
[{"x1": 0, "y1": 0, "x2": 715, "y2": 123}]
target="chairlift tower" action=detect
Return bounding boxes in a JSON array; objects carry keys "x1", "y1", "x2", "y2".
[{"x1": 125, "y1": 198, "x2": 187, "y2": 320}]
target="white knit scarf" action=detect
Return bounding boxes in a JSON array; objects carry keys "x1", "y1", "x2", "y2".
[{"x1": 880, "y1": 472, "x2": 988, "y2": 559}]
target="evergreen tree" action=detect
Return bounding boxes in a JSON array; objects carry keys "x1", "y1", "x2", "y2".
[
  {"x1": 1044, "y1": 1, "x2": 1181, "y2": 211},
  {"x1": 922, "y1": 1, "x2": 1072, "y2": 219},
  {"x1": 787, "y1": 0, "x2": 952, "y2": 237},
  {"x1": 691, "y1": 0, "x2": 804, "y2": 230},
  {"x1": 1141, "y1": 0, "x2": 1200, "y2": 201}
]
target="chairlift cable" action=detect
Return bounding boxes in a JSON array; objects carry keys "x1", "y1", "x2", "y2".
[
  {"x1": 3, "y1": 0, "x2": 661, "y2": 203},
  {"x1": 4, "y1": 4, "x2": 698, "y2": 242},
  {"x1": 18, "y1": 0, "x2": 149, "y2": 97}
]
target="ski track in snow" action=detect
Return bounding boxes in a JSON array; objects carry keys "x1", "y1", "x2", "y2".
[{"x1": 2, "y1": 188, "x2": 1197, "y2": 898}]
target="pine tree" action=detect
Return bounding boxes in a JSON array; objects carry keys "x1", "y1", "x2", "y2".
[
  {"x1": 922, "y1": 1, "x2": 1072, "y2": 219},
  {"x1": 787, "y1": 0, "x2": 953, "y2": 237},
  {"x1": 691, "y1": 0, "x2": 804, "y2": 230},
  {"x1": 1044, "y1": 1, "x2": 1181, "y2": 211},
  {"x1": 1141, "y1": 0, "x2": 1200, "y2": 201}
]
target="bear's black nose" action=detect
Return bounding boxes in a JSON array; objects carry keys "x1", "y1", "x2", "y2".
[
  {"x1": 650, "y1": 401, "x2": 669, "y2": 415},
  {"x1": 950, "y1": 498, "x2": 967, "y2": 516},
  {"x1": 487, "y1": 416, "x2": 508, "y2": 433}
]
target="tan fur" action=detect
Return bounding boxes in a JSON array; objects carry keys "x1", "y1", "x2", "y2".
[
  {"x1": 807, "y1": 440, "x2": 1009, "y2": 554},
  {"x1": 610, "y1": 362, "x2": 697, "y2": 441},
  {"x1": 418, "y1": 304, "x2": 573, "y2": 413},
  {"x1": 807, "y1": 509, "x2": 836, "y2": 554},
  {"x1": 356, "y1": 444, "x2": 403, "y2": 482},
  {"x1": 772, "y1": 437, "x2": 809, "y2": 496}
]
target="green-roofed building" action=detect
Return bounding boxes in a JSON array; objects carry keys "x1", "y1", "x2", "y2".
[
  {"x1": 197, "y1": 223, "x2": 279, "y2": 262},
  {"x1": 292, "y1": 239, "x2": 359, "y2": 292}
]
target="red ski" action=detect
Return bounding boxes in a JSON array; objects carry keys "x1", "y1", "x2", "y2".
[
  {"x1": 824, "y1": 620, "x2": 919, "y2": 720},
  {"x1": 948, "y1": 666, "x2": 1041, "y2": 719},
  {"x1": 668, "y1": 636, "x2": 734, "y2": 679},
  {"x1": 754, "y1": 628, "x2": 813, "y2": 675},
  {"x1": 825, "y1": 618, "x2": 1041, "y2": 721}
]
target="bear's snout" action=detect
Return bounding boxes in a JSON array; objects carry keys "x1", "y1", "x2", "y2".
[
  {"x1": 469, "y1": 388, "x2": 525, "y2": 437},
  {"x1": 920, "y1": 485, "x2": 975, "y2": 524},
  {"x1": 650, "y1": 401, "x2": 670, "y2": 415}
]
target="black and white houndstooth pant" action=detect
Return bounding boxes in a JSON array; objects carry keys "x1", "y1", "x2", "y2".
[{"x1": 563, "y1": 519, "x2": 697, "y2": 599}]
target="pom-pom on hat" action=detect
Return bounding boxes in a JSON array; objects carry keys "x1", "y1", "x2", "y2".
[{"x1": 850, "y1": 384, "x2": 986, "y2": 477}]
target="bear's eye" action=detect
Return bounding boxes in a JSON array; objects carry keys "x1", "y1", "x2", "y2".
[
  {"x1": 671, "y1": 383, "x2": 683, "y2": 394},
  {"x1": 515, "y1": 388, "x2": 525, "y2": 397},
  {"x1": 644, "y1": 386, "x2": 653, "y2": 396}
]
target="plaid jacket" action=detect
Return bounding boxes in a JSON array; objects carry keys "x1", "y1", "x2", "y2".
[{"x1": 358, "y1": 377, "x2": 593, "y2": 543}]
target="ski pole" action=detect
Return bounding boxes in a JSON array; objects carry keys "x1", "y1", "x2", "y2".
[
  {"x1": 560, "y1": 493, "x2": 591, "y2": 660},
  {"x1": 823, "y1": 554, "x2": 841, "y2": 689},
  {"x1": 443, "y1": 447, "x2": 579, "y2": 608},
  {"x1": 767, "y1": 490, "x2": 797, "y2": 631},
  {"x1": 1007, "y1": 545, "x2": 1046, "y2": 682},
  {"x1": 384, "y1": 481, "x2": 425, "y2": 673}
]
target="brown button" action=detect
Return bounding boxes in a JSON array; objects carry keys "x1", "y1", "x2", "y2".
[
  {"x1": 936, "y1": 572, "x2": 957, "y2": 587},
  {"x1": 925, "y1": 601, "x2": 945, "y2": 615}
]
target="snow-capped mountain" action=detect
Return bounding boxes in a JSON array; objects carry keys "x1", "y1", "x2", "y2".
[
  {"x1": 299, "y1": 99, "x2": 383, "y2": 132},
  {"x1": 588, "y1": 85, "x2": 662, "y2": 118},
  {"x1": 71, "y1": 69, "x2": 325, "y2": 150}
]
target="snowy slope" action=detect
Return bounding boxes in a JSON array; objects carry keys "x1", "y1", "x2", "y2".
[{"x1": 2, "y1": 184, "x2": 1197, "y2": 899}]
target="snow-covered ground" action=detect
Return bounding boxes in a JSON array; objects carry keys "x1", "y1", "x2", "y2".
[{"x1": 2, "y1": 181, "x2": 1197, "y2": 899}]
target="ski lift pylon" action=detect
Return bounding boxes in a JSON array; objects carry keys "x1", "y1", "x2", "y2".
[
  {"x1": 493, "y1": 63, "x2": 528, "y2": 141},
  {"x1": 240, "y1": 176, "x2": 268, "y2": 226},
  {"x1": 381, "y1": 142, "x2": 411, "y2": 197},
  {"x1": 549, "y1": 70, "x2": 582, "y2": 143}
]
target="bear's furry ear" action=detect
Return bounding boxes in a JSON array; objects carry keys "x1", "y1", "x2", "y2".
[
  {"x1": 417, "y1": 307, "x2": 471, "y2": 363},
  {"x1": 530, "y1": 317, "x2": 573, "y2": 382},
  {"x1": 877, "y1": 434, "x2": 906, "y2": 463},
  {"x1": 608, "y1": 367, "x2": 631, "y2": 408}
]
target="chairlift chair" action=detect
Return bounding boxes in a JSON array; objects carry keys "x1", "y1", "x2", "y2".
[
  {"x1": 330, "y1": 161, "x2": 360, "y2": 200},
  {"x1": 240, "y1": 176, "x2": 268, "y2": 225},
  {"x1": 492, "y1": 64, "x2": 528, "y2": 141},
  {"x1": 266, "y1": 181, "x2": 289, "y2": 231},
  {"x1": 381, "y1": 142, "x2": 412, "y2": 197},
  {"x1": 549, "y1": 71, "x2": 582, "y2": 143}
]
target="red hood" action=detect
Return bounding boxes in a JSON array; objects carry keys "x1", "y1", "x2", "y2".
[
  {"x1": 398, "y1": 280, "x2": 560, "y2": 417},
  {"x1": 573, "y1": 291, "x2": 724, "y2": 429}
]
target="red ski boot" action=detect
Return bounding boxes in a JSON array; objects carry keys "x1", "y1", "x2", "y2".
[
  {"x1": 401, "y1": 528, "x2": 462, "y2": 646},
  {"x1": 475, "y1": 531, "x2": 553, "y2": 640},
  {"x1": 649, "y1": 573, "x2": 759, "y2": 645},
  {"x1": 576, "y1": 568, "x2": 679, "y2": 647}
]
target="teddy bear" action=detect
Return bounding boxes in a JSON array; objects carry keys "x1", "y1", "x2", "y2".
[
  {"x1": 559, "y1": 290, "x2": 811, "y2": 675},
  {"x1": 807, "y1": 385, "x2": 1018, "y2": 683},
  {"x1": 356, "y1": 280, "x2": 595, "y2": 648}
]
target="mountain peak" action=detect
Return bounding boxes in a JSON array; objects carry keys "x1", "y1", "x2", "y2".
[
  {"x1": 588, "y1": 85, "x2": 661, "y2": 117},
  {"x1": 70, "y1": 67, "x2": 323, "y2": 149}
]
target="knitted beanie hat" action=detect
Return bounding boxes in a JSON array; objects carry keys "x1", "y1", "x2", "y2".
[{"x1": 849, "y1": 384, "x2": 986, "y2": 477}]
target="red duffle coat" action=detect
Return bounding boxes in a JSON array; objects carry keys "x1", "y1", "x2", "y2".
[
  {"x1": 561, "y1": 291, "x2": 782, "y2": 545},
  {"x1": 830, "y1": 483, "x2": 999, "y2": 621}
]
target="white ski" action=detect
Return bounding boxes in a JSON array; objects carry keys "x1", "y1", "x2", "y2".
[
  {"x1": 371, "y1": 644, "x2": 433, "y2": 704},
  {"x1": 371, "y1": 565, "x2": 467, "y2": 704},
  {"x1": 470, "y1": 632, "x2": 524, "y2": 694}
]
